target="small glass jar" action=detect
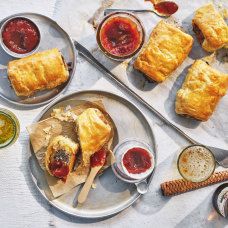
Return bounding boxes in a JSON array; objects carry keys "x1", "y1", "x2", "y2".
[
  {"x1": 111, "y1": 138, "x2": 155, "y2": 183},
  {"x1": 96, "y1": 12, "x2": 145, "y2": 61},
  {"x1": 0, "y1": 108, "x2": 20, "y2": 149}
]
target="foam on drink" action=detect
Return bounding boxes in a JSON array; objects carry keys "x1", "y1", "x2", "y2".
[{"x1": 178, "y1": 145, "x2": 215, "y2": 182}]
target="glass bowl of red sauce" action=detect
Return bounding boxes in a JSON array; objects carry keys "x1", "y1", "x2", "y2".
[
  {"x1": 96, "y1": 12, "x2": 145, "y2": 61},
  {"x1": 112, "y1": 139, "x2": 155, "y2": 183},
  {"x1": 0, "y1": 16, "x2": 40, "y2": 58}
]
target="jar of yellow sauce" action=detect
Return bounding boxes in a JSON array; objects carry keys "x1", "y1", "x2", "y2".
[{"x1": 0, "y1": 108, "x2": 20, "y2": 148}]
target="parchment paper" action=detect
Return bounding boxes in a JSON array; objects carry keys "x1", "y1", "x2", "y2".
[{"x1": 27, "y1": 101, "x2": 116, "y2": 198}]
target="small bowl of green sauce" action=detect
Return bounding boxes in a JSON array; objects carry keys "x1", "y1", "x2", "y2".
[{"x1": 0, "y1": 108, "x2": 20, "y2": 149}]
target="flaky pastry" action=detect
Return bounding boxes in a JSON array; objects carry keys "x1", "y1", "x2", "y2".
[
  {"x1": 134, "y1": 20, "x2": 193, "y2": 82},
  {"x1": 76, "y1": 108, "x2": 112, "y2": 166},
  {"x1": 175, "y1": 60, "x2": 228, "y2": 121},
  {"x1": 45, "y1": 135, "x2": 78, "y2": 180},
  {"x1": 192, "y1": 4, "x2": 228, "y2": 52},
  {"x1": 8, "y1": 48, "x2": 69, "y2": 96}
]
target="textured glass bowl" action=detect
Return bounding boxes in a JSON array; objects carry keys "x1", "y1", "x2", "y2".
[
  {"x1": 111, "y1": 138, "x2": 155, "y2": 183},
  {"x1": 0, "y1": 108, "x2": 20, "y2": 149},
  {"x1": 96, "y1": 12, "x2": 145, "y2": 61}
]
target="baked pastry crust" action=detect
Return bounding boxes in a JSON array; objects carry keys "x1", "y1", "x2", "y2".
[
  {"x1": 45, "y1": 135, "x2": 78, "y2": 178},
  {"x1": 192, "y1": 3, "x2": 228, "y2": 52},
  {"x1": 134, "y1": 20, "x2": 193, "y2": 82},
  {"x1": 175, "y1": 60, "x2": 228, "y2": 121},
  {"x1": 8, "y1": 48, "x2": 69, "y2": 96},
  {"x1": 76, "y1": 108, "x2": 111, "y2": 165}
]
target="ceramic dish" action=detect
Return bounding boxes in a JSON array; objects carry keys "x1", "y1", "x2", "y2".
[
  {"x1": 0, "y1": 13, "x2": 76, "y2": 107},
  {"x1": 28, "y1": 90, "x2": 156, "y2": 218},
  {"x1": 96, "y1": 12, "x2": 145, "y2": 61}
]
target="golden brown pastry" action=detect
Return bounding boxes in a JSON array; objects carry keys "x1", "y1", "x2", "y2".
[
  {"x1": 175, "y1": 60, "x2": 228, "y2": 121},
  {"x1": 76, "y1": 108, "x2": 112, "y2": 166},
  {"x1": 45, "y1": 135, "x2": 78, "y2": 181},
  {"x1": 8, "y1": 48, "x2": 69, "y2": 96},
  {"x1": 134, "y1": 20, "x2": 193, "y2": 82},
  {"x1": 192, "y1": 3, "x2": 228, "y2": 52}
]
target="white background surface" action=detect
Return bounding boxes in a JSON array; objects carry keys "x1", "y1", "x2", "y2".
[{"x1": 0, "y1": 0, "x2": 227, "y2": 227}]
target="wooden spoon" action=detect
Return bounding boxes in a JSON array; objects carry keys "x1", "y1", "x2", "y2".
[{"x1": 77, "y1": 149, "x2": 107, "y2": 204}]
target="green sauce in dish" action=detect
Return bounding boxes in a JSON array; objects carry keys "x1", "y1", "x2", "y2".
[{"x1": 0, "y1": 113, "x2": 15, "y2": 145}]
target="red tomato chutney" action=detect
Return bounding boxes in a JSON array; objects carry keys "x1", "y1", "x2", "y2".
[
  {"x1": 91, "y1": 148, "x2": 107, "y2": 168},
  {"x1": 154, "y1": 1, "x2": 178, "y2": 15},
  {"x1": 2, "y1": 17, "x2": 40, "y2": 54},
  {"x1": 99, "y1": 16, "x2": 142, "y2": 57},
  {"x1": 49, "y1": 160, "x2": 69, "y2": 180},
  {"x1": 122, "y1": 147, "x2": 152, "y2": 174}
]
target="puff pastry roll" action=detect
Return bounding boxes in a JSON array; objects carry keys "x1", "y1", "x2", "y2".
[
  {"x1": 175, "y1": 60, "x2": 228, "y2": 121},
  {"x1": 76, "y1": 108, "x2": 111, "y2": 166},
  {"x1": 45, "y1": 135, "x2": 79, "y2": 181},
  {"x1": 192, "y1": 4, "x2": 228, "y2": 52},
  {"x1": 134, "y1": 20, "x2": 193, "y2": 82},
  {"x1": 8, "y1": 48, "x2": 69, "y2": 96}
]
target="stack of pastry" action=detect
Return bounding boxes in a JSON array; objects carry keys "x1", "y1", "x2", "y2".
[{"x1": 43, "y1": 107, "x2": 113, "y2": 180}]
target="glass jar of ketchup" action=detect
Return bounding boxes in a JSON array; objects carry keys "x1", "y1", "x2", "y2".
[{"x1": 97, "y1": 12, "x2": 145, "y2": 61}]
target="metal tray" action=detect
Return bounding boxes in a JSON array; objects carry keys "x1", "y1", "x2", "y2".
[
  {"x1": 28, "y1": 90, "x2": 156, "y2": 219},
  {"x1": 0, "y1": 13, "x2": 76, "y2": 107}
]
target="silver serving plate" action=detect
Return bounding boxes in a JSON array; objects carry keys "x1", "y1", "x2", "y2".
[
  {"x1": 28, "y1": 90, "x2": 156, "y2": 218},
  {"x1": 0, "y1": 13, "x2": 76, "y2": 107}
]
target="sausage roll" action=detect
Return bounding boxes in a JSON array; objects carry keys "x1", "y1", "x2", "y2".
[
  {"x1": 45, "y1": 135, "x2": 79, "y2": 181},
  {"x1": 76, "y1": 108, "x2": 112, "y2": 166},
  {"x1": 134, "y1": 20, "x2": 193, "y2": 82},
  {"x1": 8, "y1": 48, "x2": 69, "y2": 96},
  {"x1": 175, "y1": 60, "x2": 228, "y2": 121},
  {"x1": 192, "y1": 4, "x2": 228, "y2": 52}
]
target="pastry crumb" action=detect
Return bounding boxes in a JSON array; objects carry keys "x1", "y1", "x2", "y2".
[
  {"x1": 51, "y1": 108, "x2": 78, "y2": 122},
  {"x1": 43, "y1": 126, "x2": 52, "y2": 134},
  {"x1": 92, "y1": 182, "x2": 97, "y2": 189}
]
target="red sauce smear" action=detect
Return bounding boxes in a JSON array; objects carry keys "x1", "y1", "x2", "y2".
[
  {"x1": 2, "y1": 18, "x2": 40, "y2": 54},
  {"x1": 100, "y1": 16, "x2": 141, "y2": 57},
  {"x1": 49, "y1": 160, "x2": 69, "y2": 181},
  {"x1": 123, "y1": 147, "x2": 152, "y2": 174},
  {"x1": 91, "y1": 148, "x2": 107, "y2": 168},
  {"x1": 193, "y1": 24, "x2": 204, "y2": 44},
  {"x1": 154, "y1": 1, "x2": 178, "y2": 15}
]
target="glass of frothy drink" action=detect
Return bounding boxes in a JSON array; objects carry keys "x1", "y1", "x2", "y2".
[{"x1": 177, "y1": 145, "x2": 216, "y2": 182}]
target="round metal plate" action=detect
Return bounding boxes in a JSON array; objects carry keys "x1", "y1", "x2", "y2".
[
  {"x1": 0, "y1": 13, "x2": 76, "y2": 107},
  {"x1": 29, "y1": 90, "x2": 156, "y2": 218}
]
